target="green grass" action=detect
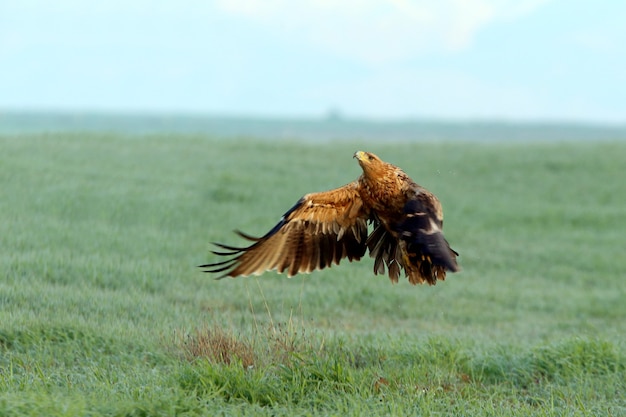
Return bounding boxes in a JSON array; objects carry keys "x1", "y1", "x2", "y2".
[{"x1": 1, "y1": 133, "x2": 626, "y2": 416}]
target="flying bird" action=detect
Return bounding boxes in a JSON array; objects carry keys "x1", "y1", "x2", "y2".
[{"x1": 200, "y1": 151, "x2": 460, "y2": 285}]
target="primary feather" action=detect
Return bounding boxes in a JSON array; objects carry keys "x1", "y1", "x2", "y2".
[{"x1": 200, "y1": 151, "x2": 460, "y2": 285}]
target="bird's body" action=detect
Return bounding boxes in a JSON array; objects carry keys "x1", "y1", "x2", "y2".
[{"x1": 201, "y1": 151, "x2": 459, "y2": 285}]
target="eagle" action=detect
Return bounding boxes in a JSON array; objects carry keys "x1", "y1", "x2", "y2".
[{"x1": 200, "y1": 151, "x2": 459, "y2": 285}]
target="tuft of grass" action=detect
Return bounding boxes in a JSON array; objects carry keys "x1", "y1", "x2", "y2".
[
  {"x1": 176, "y1": 325, "x2": 256, "y2": 367},
  {"x1": 174, "y1": 315, "x2": 323, "y2": 367}
]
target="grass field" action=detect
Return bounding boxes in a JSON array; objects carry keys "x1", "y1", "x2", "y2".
[{"x1": 1, "y1": 132, "x2": 626, "y2": 416}]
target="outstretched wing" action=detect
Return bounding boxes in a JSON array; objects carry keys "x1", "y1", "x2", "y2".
[{"x1": 200, "y1": 181, "x2": 369, "y2": 278}]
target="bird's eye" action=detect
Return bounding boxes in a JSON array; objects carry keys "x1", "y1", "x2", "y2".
[{"x1": 368, "y1": 154, "x2": 374, "y2": 160}]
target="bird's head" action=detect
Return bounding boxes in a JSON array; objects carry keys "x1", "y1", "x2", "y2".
[
  {"x1": 354, "y1": 151, "x2": 385, "y2": 174},
  {"x1": 354, "y1": 151, "x2": 382, "y2": 167},
  {"x1": 354, "y1": 151, "x2": 395, "y2": 182}
]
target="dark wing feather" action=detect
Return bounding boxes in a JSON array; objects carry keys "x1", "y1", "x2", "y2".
[
  {"x1": 199, "y1": 181, "x2": 370, "y2": 278},
  {"x1": 396, "y1": 191, "x2": 460, "y2": 284},
  {"x1": 366, "y1": 220, "x2": 401, "y2": 283},
  {"x1": 367, "y1": 189, "x2": 459, "y2": 285}
]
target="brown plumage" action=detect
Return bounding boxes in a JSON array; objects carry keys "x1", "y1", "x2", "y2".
[{"x1": 200, "y1": 151, "x2": 460, "y2": 285}]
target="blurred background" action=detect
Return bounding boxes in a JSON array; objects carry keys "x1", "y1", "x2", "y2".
[{"x1": 2, "y1": 0, "x2": 625, "y2": 131}]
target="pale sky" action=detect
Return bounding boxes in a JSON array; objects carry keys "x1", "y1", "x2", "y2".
[{"x1": 1, "y1": 0, "x2": 625, "y2": 123}]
